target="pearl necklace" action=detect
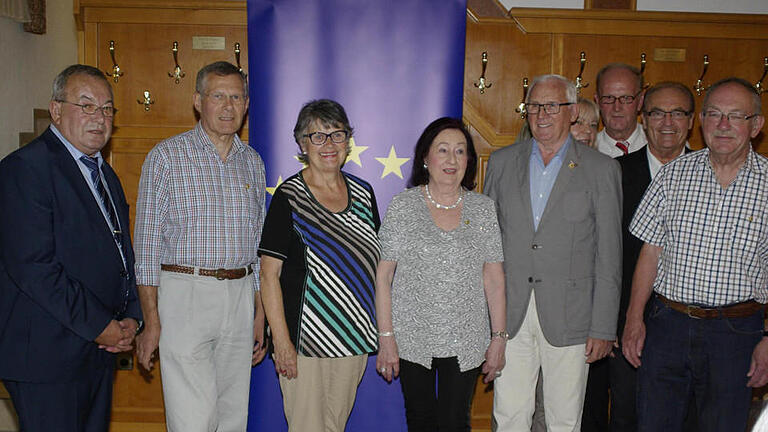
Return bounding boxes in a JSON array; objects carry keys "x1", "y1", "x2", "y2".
[{"x1": 425, "y1": 184, "x2": 463, "y2": 210}]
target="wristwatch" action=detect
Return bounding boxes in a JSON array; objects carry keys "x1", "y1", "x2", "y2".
[{"x1": 135, "y1": 319, "x2": 145, "y2": 335}]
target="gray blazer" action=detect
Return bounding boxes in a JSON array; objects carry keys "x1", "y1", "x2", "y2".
[{"x1": 484, "y1": 138, "x2": 622, "y2": 346}]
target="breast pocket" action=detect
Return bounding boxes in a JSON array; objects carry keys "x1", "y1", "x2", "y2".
[
  {"x1": 732, "y1": 214, "x2": 762, "y2": 259},
  {"x1": 563, "y1": 191, "x2": 591, "y2": 222}
]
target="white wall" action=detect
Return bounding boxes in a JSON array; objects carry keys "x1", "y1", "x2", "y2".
[
  {"x1": 500, "y1": 0, "x2": 768, "y2": 14},
  {"x1": 0, "y1": 0, "x2": 77, "y2": 159}
]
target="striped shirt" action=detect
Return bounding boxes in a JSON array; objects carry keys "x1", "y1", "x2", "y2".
[
  {"x1": 134, "y1": 122, "x2": 266, "y2": 290},
  {"x1": 630, "y1": 148, "x2": 768, "y2": 306},
  {"x1": 258, "y1": 171, "x2": 380, "y2": 357}
]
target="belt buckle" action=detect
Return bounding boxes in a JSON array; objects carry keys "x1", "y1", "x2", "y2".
[
  {"x1": 686, "y1": 305, "x2": 702, "y2": 319},
  {"x1": 214, "y1": 268, "x2": 227, "y2": 280}
]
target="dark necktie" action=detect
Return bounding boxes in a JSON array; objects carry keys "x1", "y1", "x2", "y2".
[
  {"x1": 615, "y1": 141, "x2": 629, "y2": 155},
  {"x1": 80, "y1": 155, "x2": 129, "y2": 316},
  {"x1": 80, "y1": 156, "x2": 122, "y2": 248}
]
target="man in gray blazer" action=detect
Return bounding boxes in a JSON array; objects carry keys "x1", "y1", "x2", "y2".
[{"x1": 485, "y1": 74, "x2": 622, "y2": 432}]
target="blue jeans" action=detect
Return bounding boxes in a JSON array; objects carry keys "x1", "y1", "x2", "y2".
[{"x1": 637, "y1": 296, "x2": 763, "y2": 432}]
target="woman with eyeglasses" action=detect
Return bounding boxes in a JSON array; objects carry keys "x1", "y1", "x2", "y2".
[{"x1": 258, "y1": 99, "x2": 381, "y2": 431}]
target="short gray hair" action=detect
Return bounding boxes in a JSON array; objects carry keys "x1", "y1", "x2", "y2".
[
  {"x1": 703, "y1": 77, "x2": 761, "y2": 115},
  {"x1": 195, "y1": 61, "x2": 248, "y2": 95},
  {"x1": 292, "y1": 99, "x2": 354, "y2": 164},
  {"x1": 52, "y1": 64, "x2": 112, "y2": 101},
  {"x1": 526, "y1": 74, "x2": 577, "y2": 104}
]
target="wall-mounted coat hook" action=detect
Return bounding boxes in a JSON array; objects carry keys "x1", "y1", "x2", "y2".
[
  {"x1": 575, "y1": 52, "x2": 589, "y2": 95},
  {"x1": 514, "y1": 77, "x2": 529, "y2": 119},
  {"x1": 137, "y1": 90, "x2": 155, "y2": 112},
  {"x1": 473, "y1": 52, "x2": 493, "y2": 94},
  {"x1": 168, "y1": 41, "x2": 186, "y2": 84},
  {"x1": 694, "y1": 55, "x2": 710, "y2": 96},
  {"x1": 755, "y1": 57, "x2": 768, "y2": 95},
  {"x1": 104, "y1": 40, "x2": 124, "y2": 83},
  {"x1": 640, "y1": 53, "x2": 650, "y2": 90}
]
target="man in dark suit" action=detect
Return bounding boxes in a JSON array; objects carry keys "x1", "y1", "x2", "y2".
[
  {"x1": 611, "y1": 81, "x2": 693, "y2": 431},
  {"x1": 0, "y1": 64, "x2": 142, "y2": 432}
]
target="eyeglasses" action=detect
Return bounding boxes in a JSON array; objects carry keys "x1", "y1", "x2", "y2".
[
  {"x1": 303, "y1": 130, "x2": 349, "y2": 145},
  {"x1": 598, "y1": 91, "x2": 642, "y2": 105},
  {"x1": 205, "y1": 92, "x2": 247, "y2": 105},
  {"x1": 644, "y1": 109, "x2": 692, "y2": 120},
  {"x1": 701, "y1": 109, "x2": 759, "y2": 125},
  {"x1": 524, "y1": 102, "x2": 574, "y2": 115},
  {"x1": 57, "y1": 100, "x2": 116, "y2": 117}
]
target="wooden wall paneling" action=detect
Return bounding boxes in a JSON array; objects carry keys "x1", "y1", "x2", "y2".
[
  {"x1": 559, "y1": 34, "x2": 768, "y2": 152},
  {"x1": 95, "y1": 23, "x2": 248, "y2": 128},
  {"x1": 463, "y1": 14, "x2": 552, "y2": 160}
]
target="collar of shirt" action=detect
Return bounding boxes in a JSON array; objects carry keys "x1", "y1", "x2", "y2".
[
  {"x1": 596, "y1": 123, "x2": 648, "y2": 158},
  {"x1": 698, "y1": 146, "x2": 764, "y2": 178},
  {"x1": 529, "y1": 137, "x2": 571, "y2": 230},
  {"x1": 50, "y1": 124, "x2": 104, "y2": 168},
  {"x1": 647, "y1": 144, "x2": 686, "y2": 180},
  {"x1": 192, "y1": 122, "x2": 246, "y2": 161}
]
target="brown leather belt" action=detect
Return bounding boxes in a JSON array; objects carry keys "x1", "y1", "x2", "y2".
[
  {"x1": 161, "y1": 264, "x2": 253, "y2": 280},
  {"x1": 658, "y1": 294, "x2": 766, "y2": 319}
]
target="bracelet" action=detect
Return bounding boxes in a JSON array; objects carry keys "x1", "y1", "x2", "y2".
[
  {"x1": 378, "y1": 331, "x2": 394, "y2": 337},
  {"x1": 491, "y1": 330, "x2": 509, "y2": 340}
]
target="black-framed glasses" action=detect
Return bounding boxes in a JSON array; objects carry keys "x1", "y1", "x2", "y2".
[
  {"x1": 598, "y1": 91, "x2": 642, "y2": 105},
  {"x1": 644, "y1": 109, "x2": 692, "y2": 120},
  {"x1": 57, "y1": 100, "x2": 116, "y2": 117},
  {"x1": 524, "y1": 102, "x2": 574, "y2": 115},
  {"x1": 303, "y1": 130, "x2": 349, "y2": 145},
  {"x1": 701, "y1": 109, "x2": 759, "y2": 125}
]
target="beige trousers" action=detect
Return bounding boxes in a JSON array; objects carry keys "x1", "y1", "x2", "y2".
[
  {"x1": 158, "y1": 271, "x2": 255, "y2": 432},
  {"x1": 493, "y1": 295, "x2": 589, "y2": 432},
  {"x1": 279, "y1": 354, "x2": 368, "y2": 432}
]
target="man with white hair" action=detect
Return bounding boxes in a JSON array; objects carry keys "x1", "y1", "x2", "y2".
[{"x1": 485, "y1": 74, "x2": 622, "y2": 431}]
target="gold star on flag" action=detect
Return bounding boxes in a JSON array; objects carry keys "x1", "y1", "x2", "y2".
[
  {"x1": 375, "y1": 146, "x2": 410, "y2": 179},
  {"x1": 266, "y1": 176, "x2": 283, "y2": 196},
  {"x1": 345, "y1": 137, "x2": 368, "y2": 167}
]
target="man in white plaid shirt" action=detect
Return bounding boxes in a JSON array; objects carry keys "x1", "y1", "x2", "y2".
[
  {"x1": 133, "y1": 61, "x2": 267, "y2": 432},
  {"x1": 622, "y1": 77, "x2": 768, "y2": 432}
]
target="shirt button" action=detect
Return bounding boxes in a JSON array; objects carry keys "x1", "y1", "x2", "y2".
[
  {"x1": 532, "y1": 244, "x2": 540, "y2": 250},
  {"x1": 528, "y1": 277, "x2": 534, "y2": 283}
]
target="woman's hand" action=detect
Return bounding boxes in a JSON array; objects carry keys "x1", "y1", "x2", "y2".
[
  {"x1": 481, "y1": 337, "x2": 506, "y2": 383},
  {"x1": 376, "y1": 336, "x2": 400, "y2": 382},
  {"x1": 272, "y1": 337, "x2": 298, "y2": 379}
]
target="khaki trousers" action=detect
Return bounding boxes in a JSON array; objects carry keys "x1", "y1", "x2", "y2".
[
  {"x1": 279, "y1": 354, "x2": 368, "y2": 432},
  {"x1": 158, "y1": 271, "x2": 255, "y2": 432},
  {"x1": 493, "y1": 295, "x2": 589, "y2": 432}
]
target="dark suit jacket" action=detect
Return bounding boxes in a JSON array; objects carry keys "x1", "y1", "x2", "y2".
[
  {"x1": 616, "y1": 146, "x2": 689, "y2": 337},
  {"x1": 0, "y1": 127, "x2": 141, "y2": 383},
  {"x1": 485, "y1": 138, "x2": 622, "y2": 346}
]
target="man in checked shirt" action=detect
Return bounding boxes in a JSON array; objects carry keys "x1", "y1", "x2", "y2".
[
  {"x1": 133, "y1": 61, "x2": 267, "y2": 432},
  {"x1": 622, "y1": 77, "x2": 768, "y2": 432}
]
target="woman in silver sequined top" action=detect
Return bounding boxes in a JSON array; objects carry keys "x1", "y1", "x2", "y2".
[{"x1": 375, "y1": 117, "x2": 507, "y2": 431}]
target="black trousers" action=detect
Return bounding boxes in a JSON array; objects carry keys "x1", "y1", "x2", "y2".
[
  {"x1": 4, "y1": 365, "x2": 114, "y2": 432},
  {"x1": 399, "y1": 357, "x2": 480, "y2": 432}
]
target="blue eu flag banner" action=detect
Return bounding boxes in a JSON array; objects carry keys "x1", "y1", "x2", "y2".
[{"x1": 246, "y1": 0, "x2": 467, "y2": 430}]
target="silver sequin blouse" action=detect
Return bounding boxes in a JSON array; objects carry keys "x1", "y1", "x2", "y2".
[{"x1": 379, "y1": 187, "x2": 504, "y2": 371}]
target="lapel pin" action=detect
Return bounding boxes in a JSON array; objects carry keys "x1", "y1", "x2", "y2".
[
  {"x1": 245, "y1": 183, "x2": 251, "y2": 190},
  {"x1": 465, "y1": 219, "x2": 470, "y2": 225},
  {"x1": 568, "y1": 160, "x2": 577, "y2": 169}
]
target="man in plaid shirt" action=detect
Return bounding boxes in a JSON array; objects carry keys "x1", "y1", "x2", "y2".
[
  {"x1": 622, "y1": 77, "x2": 768, "y2": 432},
  {"x1": 133, "y1": 62, "x2": 266, "y2": 432}
]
